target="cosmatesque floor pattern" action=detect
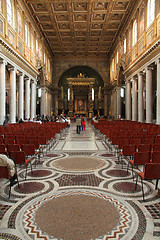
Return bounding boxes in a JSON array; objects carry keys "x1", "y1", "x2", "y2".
[{"x1": 0, "y1": 122, "x2": 160, "y2": 240}]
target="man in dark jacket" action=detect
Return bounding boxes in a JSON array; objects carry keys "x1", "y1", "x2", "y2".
[{"x1": 76, "y1": 115, "x2": 81, "y2": 134}]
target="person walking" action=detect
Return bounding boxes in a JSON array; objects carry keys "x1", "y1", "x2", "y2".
[
  {"x1": 82, "y1": 118, "x2": 86, "y2": 131},
  {"x1": 76, "y1": 115, "x2": 81, "y2": 134}
]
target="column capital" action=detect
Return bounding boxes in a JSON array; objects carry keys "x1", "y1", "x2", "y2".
[
  {"x1": 0, "y1": 59, "x2": 7, "y2": 65},
  {"x1": 133, "y1": 76, "x2": 138, "y2": 81},
  {"x1": 7, "y1": 64, "x2": 16, "y2": 72},
  {"x1": 24, "y1": 75, "x2": 30, "y2": 81},
  {"x1": 17, "y1": 71, "x2": 24, "y2": 77},
  {"x1": 138, "y1": 71, "x2": 143, "y2": 76},
  {"x1": 156, "y1": 58, "x2": 160, "y2": 65},
  {"x1": 125, "y1": 79, "x2": 131, "y2": 84},
  {"x1": 146, "y1": 66, "x2": 153, "y2": 71},
  {"x1": 31, "y1": 79, "x2": 37, "y2": 84}
]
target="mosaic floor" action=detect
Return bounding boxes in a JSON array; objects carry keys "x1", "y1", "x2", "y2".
[{"x1": 0, "y1": 122, "x2": 160, "y2": 240}]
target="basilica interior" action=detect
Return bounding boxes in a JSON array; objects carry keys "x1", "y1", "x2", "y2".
[{"x1": 0, "y1": 0, "x2": 160, "y2": 240}]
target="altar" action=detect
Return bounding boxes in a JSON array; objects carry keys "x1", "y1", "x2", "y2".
[{"x1": 67, "y1": 74, "x2": 95, "y2": 117}]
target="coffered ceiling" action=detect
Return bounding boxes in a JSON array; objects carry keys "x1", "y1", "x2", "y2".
[{"x1": 25, "y1": 0, "x2": 135, "y2": 56}]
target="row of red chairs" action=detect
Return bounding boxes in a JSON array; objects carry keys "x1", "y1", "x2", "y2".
[{"x1": 92, "y1": 120, "x2": 160, "y2": 200}]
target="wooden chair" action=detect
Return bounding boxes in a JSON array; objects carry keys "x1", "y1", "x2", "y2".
[{"x1": 135, "y1": 163, "x2": 160, "y2": 200}]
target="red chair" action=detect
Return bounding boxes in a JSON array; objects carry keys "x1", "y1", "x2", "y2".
[
  {"x1": 151, "y1": 151, "x2": 160, "y2": 163},
  {"x1": 9, "y1": 151, "x2": 32, "y2": 180},
  {"x1": 4, "y1": 139, "x2": 15, "y2": 145},
  {"x1": 7, "y1": 144, "x2": 20, "y2": 153},
  {"x1": 15, "y1": 135, "x2": 26, "y2": 140},
  {"x1": 0, "y1": 166, "x2": 19, "y2": 198},
  {"x1": 116, "y1": 139, "x2": 130, "y2": 155},
  {"x1": 28, "y1": 139, "x2": 43, "y2": 159},
  {"x1": 152, "y1": 144, "x2": 160, "y2": 152},
  {"x1": 141, "y1": 139, "x2": 155, "y2": 145},
  {"x1": 15, "y1": 139, "x2": 28, "y2": 146},
  {"x1": 0, "y1": 135, "x2": 4, "y2": 142},
  {"x1": 119, "y1": 144, "x2": 136, "y2": 166},
  {"x1": 127, "y1": 151, "x2": 150, "y2": 179},
  {"x1": 130, "y1": 139, "x2": 141, "y2": 148},
  {"x1": 38, "y1": 136, "x2": 49, "y2": 154},
  {"x1": 137, "y1": 144, "x2": 151, "y2": 153},
  {"x1": 135, "y1": 163, "x2": 160, "y2": 200},
  {"x1": 0, "y1": 144, "x2": 6, "y2": 152},
  {"x1": 21, "y1": 144, "x2": 39, "y2": 163}
]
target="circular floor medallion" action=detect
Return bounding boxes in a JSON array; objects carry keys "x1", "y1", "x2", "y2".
[
  {"x1": 33, "y1": 194, "x2": 120, "y2": 240},
  {"x1": 52, "y1": 156, "x2": 106, "y2": 171},
  {"x1": 15, "y1": 182, "x2": 45, "y2": 194},
  {"x1": 28, "y1": 170, "x2": 52, "y2": 177},
  {"x1": 46, "y1": 154, "x2": 58, "y2": 158},
  {"x1": 114, "y1": 182, "x2": 141, "y2": 193},
  {"x1": 101, "y1": 153, "x2": 113, "y2": 157},
  {"x1": 106, "y1": 169, "x2": 130, "y2": 177}
]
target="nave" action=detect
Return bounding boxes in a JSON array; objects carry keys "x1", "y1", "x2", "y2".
[{"x1": 0, "y1": 122, "x2": 160, "y2": 240}]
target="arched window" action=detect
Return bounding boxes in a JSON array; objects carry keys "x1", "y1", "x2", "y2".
[
  {"x1": 147, "y1": 0, "x2": 155, "y2": 27},
  {"x1": 6, "y1": 0, "x2": 13, "y2": 26},
  {"x1": 132, "y1": 19, "x2": 137, "y2": 46}
]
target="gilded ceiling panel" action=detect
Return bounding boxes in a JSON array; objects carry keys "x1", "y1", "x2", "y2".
[{"x1": 25, "y1": 0, "x2": 136, "y2": 56}]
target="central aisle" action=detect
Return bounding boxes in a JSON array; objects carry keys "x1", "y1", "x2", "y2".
[{"x1": 53, "y1": 121, "x2": 107, "y2": 152}]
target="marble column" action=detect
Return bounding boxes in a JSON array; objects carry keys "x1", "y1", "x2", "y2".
[
  {"x1": 104, "y1": 91, "x2": 108, "y2": 116},
  {"x1": 31, "y1": 80, "x2": 36, "y2": 120},
  {"x1": 156, "y1": 59, "x2": 160, "y2": 124},
  {"x1": 18, "y1": 73, "x2": 24, "y2": 120},
  {"x1": 45, "y1": 90, "x2": 48, "y2": 116},
  {"x1": 25, "y1": 77, "x2": 30, "y2": 120},
  {"x1": 116, "y1": 87, "x2": 121, "y2": 118},
  {"x1": 138, "y1": 72, "x2": 144, "y2": 122},
  {"x1": 9, "y1": 66, "x2": 16, "y2": 123},
  {"x1": 146, "y1": 67, "x2": 152, "y2": 123},
  {"x1": 0, "y1": 59, "x2": 6, "y2": 125},
  {"x1": 88, "y1": 85, "x2": 94, "y2": 118},
  {"x1": 41, "y1": 87, "x2": 45, "y2": 117},
  {"x1": 125, "y1": 80, "x2": 131, "y2": 120},
  {"x1": 132, "y1": 77, "x2": 138, "y2": 121},
  {"x1": 55, "y1": 92, "x2": 58, "y2": 115},
  {"x1": 68, "y1": 86, "x2": 73, "y2": 116}
]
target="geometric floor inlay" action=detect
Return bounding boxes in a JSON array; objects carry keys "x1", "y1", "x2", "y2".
[
  {"x1": 145, "y1": 203, "x2": 160, "y2": 219},
  {"x1": 55, "y1": 174, "x2": 103, "y2": 186},
  {"x1": 23, "y1": 191, "x2": 131, "y2": 240},
  {"x1": 114, "y1": 182, "x2": 141, "y2": 193},
  {"x1": 14, "y1": 182, "x2": 45, "y2": 194},
  {"x1": 52, "y1": 156, "x2": 106, "y2": 171},
  {"x1": 28, "y1": 169, "x2": 52, "y2": 177},
  {"x1": 106, "y1": 169, "x2": 130, "y2": 177}
]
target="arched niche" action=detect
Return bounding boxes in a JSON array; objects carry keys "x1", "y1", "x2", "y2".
[{"x1": 58, "y1": 65, "x2": 104, "y2": 116}]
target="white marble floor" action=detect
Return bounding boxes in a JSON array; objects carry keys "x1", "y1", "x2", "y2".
[
  {"x1": 53, "y1": 122, "x2": 107, "y2": 151},
  {"x1": 0, "y1": 121, "x2": 160, "y2": 240}
]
